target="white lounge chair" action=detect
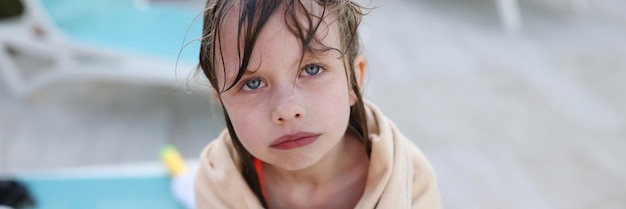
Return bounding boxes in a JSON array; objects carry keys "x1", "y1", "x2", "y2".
[{"x1": 0, "y1": 0, "x2": 203, "y2": 97}]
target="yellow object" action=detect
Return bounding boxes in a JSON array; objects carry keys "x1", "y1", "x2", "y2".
[{"x1": 161, "y1": 145, "x2": 187, "y2": 177}]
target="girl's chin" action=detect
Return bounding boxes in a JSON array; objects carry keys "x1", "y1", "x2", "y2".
[{"x1": 268, "y1": 155, "x2": 323, "y2": 171}]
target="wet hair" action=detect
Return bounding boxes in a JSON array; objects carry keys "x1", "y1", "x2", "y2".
[{"x1": 198, "y1": 0, "x2": 370, "y2": 206}]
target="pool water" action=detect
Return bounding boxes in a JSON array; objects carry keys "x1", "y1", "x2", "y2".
[
  {"x1": 40, "y1": 0, "x2": 203, "y2": 64},
  {"x1": 21, "y1": 174, "x2": 184, "y2": 209}
]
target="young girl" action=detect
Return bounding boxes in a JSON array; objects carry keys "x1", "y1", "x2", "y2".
[{"x1": 194, "y1": 0, "x2": 441, "y2": 208}]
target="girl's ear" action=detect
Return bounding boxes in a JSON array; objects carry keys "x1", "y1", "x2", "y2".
[
  {"x1": 349, "y1": 55, "x2": 367, "y2": 105},
  {"x1": 353, "y1": 55, "x2": 367, "y2": 89}
]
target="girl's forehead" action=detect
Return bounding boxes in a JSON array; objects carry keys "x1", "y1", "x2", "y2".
[
  {"x1": 217, "y1": 0, "x2": 338, "y2": 50},
  {"x1": 215, "y1": 2, "x2": 342, "y2": 78}
]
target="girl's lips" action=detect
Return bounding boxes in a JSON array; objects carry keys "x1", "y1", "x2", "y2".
[{"x1": 270, "y1": 132, "x2": 320, "y2": 150}]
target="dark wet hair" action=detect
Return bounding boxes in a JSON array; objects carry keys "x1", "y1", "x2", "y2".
[{"x1": 198, "y1": 0, "x2": 370, "y2": 206}]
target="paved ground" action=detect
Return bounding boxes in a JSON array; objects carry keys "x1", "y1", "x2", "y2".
[{"x1": 1, "y1": 0, "x2": 625, "y2": 208}]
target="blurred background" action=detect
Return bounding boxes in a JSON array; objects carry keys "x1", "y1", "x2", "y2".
[{"x1": 1, "y1": 0, "x2": 625, "y2": 208}]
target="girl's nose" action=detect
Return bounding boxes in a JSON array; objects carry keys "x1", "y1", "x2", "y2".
[{"x1": 271, "y1": 94, "x2": 305, "y2": 124}]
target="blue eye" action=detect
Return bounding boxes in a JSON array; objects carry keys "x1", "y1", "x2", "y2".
[
  {"x1": 303, "y1": 64, "x2": 322, "y2": 76},
  {"x1": 243, "y1": 78, "x2": 265, "y2": 90}
]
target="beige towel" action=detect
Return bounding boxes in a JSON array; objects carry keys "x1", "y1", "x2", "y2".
[{"x1": 194, "y1": 101, "x2": 441, "y2": 208}]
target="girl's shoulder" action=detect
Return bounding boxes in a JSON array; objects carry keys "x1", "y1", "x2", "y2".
[
  {"x1": 197, "y1": 129, "x2": 240, "y2": 172},
  {"x1": 195, "y1": 129, "x2": 265, "y2": 208},
  {"x1": 363, "y1": 100, "x2": 441, "y2": 208}
]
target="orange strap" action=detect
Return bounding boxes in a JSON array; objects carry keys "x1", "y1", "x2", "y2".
[{"x1": 253, "y1": 157, "x2": 267, "y2": 199}]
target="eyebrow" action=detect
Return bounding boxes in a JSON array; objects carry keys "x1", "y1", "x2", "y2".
[
  {"x1": 244, "y1": 68, "x2": 257, "y2": 75},
  {"x1": 303, "y1": 48, "x2": 340, "y2": 63},
  {"x1": 242, "y1": 57, "x2": 262, "y2": 75}
]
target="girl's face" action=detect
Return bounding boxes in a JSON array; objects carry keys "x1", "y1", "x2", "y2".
[{"x1": 215, "y1": 6, "x2": 356, "y2": 171}]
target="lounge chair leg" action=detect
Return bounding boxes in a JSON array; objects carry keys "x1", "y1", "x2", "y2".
[
  {"x1": 0, "y1": 40, "x2": 25, "y2": 96},
  {"x1": 496, "y1": 0, "x2": 523, "y2": 34}
]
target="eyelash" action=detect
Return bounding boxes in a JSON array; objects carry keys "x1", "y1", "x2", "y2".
[{"x1": 238, "y1": 63, "x2": 326, "y2": 91}]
